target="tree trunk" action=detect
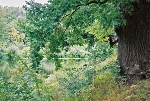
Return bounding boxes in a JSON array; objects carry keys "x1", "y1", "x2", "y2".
[{"x1": 115, "y1": 0, "x2": 150, "y2": 84}]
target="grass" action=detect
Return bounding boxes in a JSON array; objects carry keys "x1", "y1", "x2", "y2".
[
  {"x1": 83, "y1": 69, "x2": 150, "y2": 101},
  {"x1": 55, "y1": 73, "x2": 150, "y2": 101}
]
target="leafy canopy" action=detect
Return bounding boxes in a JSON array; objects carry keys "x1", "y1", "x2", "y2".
[{"x1": 23, "y1": 0, "x2": 146, "y2": 69}]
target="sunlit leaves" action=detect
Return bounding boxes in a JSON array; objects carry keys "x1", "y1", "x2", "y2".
[
  {"x1": 86, "y1": 20, "x2": 114, "y2": 41},
  {"x1": 8, "y1": 27, "x2": 25, "y2": 42},
  {"x1": 0, "y1": 6, "x2": 7, "y2": 39}
]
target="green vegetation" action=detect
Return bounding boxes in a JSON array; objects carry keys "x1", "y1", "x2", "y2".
[{"x1": 1, "y1": 0, "x2": 150, "y2": 101}]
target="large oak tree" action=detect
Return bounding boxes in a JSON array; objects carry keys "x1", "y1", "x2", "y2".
[{"x1": 24, "y1": 0, "x2": 150, "y2": 84}]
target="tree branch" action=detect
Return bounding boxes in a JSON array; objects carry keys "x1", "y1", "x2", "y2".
[
  {"x1": 62, "y1": 0, "x2": 108, "y2": 32},
  {"x1": 76, "y1": 0, "x2": 108, "y2": 7}
]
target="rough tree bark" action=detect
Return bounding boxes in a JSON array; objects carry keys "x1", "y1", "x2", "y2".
[{"x1": 115, "y1": 0, "x2": 150, "y2": 84}]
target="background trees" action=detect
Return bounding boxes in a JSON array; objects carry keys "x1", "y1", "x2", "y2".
[{"x1": 0, "y1": 6, "x2": 26, "y2": 66}]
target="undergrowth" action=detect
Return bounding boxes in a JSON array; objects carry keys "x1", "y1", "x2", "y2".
[
  {"x1": 45, "y1": 60, "x2": 150, "y2": 101},
  {"x1": 0, "y1": 54, "x2": 150, "y2": 101}
]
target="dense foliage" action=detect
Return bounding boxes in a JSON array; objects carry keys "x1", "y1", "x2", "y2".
[
  {"x1": 22, "y1": 0, "x2": 150, "y2": 70},
  {"x1": 1, "y1": 0, "x2": 150, "y2": 100},
  {"x1": 22, "y1": 0, "x2": 119, "y2": 69}
]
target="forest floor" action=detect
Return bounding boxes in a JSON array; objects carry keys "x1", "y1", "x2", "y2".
[
  {"x1": 91, "y1": 53, "x2": 150, "y2": 101},
  {"x1": 92, "y1": 78, "x2": 150, "y2": 101}
]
